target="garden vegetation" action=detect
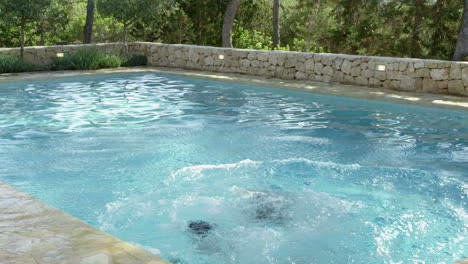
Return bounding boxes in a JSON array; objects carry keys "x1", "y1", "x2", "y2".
[{"x1": 0, "y1": 0, "x2": 466, "y2": 72}]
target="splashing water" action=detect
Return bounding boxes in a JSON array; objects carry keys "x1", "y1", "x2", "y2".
[{"x1": 0, "y1": 73, "x2": 466, "y2": 264}]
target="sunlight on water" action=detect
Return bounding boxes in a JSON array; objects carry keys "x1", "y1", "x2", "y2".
[{"x1": 0, "y1": 73, "x2": 466, "y2": 264}]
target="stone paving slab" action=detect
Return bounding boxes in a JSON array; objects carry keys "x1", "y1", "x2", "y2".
[{"x1": 0, "y1": 182, "x2": 170, "y2": 264}]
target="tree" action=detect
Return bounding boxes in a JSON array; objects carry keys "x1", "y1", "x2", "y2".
[
  {"x1": 223, "y1": 0, "x2": 242, "y2": 47},
  {"x1": 272, "y1": 0, "x2": 280, "y2": 49},
  {"x1": 453, "y1": 0, "x2": 468, "y2": 60},
  {"x1": 410, "y1": 0, "x2": 426, "y2": 58},
  {"x1": 97, "y1": 0, "x2": 172, "y2": 46},
  {"x1": 0, "y1": 0, "x2": 52, "y2": 57},
  {"x1": 84, "y1": 0, "x2": 95, "y2": 44}
]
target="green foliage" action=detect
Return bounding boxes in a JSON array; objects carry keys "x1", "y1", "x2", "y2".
[
  {"x1": 0, "y1": 55, "x2": 33, "y2": 73},
  {"x1": 0, "y1": 0, "x2": 52, "y2": 22},
  {"x1": 0, "y1": 0, "x2": 465, "y2": 60},
  {"x1": 122, "y1": 55, "x2": 148, "y2": 67},
  {"x1": 52, "y1": 47, "x2": 122, "y2": 70},
  {"x1": 233, "y1": 26, "x2": 272, "y2": 50},
  {"x1": 97, "y1": 0, "x2": 173, "y2": 42}
]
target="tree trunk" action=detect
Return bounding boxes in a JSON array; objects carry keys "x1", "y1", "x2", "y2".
[
  {"x1": 453, "y1": 0, "x2": 468, "y2": 60},
  {"x1": 20, "y1": 19, "x2": 25, "y2": 59},
  {"x1": 272, "y1": 0, "x2": 280, "y2": 49},
  {"x1": 429, "y1": 0, "x2": 444, "y2": 57},
  {"x1": 222, "y1": 0, "x2": 242, "y2": 48},
  {"x1": 410, "y1": 0, "x2": 424, "y2": 58},
  {"x1": 83, "y1": 0, "x2": 95, "y2": 44},
  {"x1": 123, "y1": 23, "x2": 129, "y2": 54},
  {"x1": 123, "y1": 24, "x2": 128, "y2": 44},
  {"x1": 39, "y1": 22, "x2": 45, "y2": 46}
]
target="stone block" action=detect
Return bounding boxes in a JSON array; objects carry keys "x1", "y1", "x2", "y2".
[
  {"x1": 23, "y1": 52, "x2": 35, "y2": 64},
  {"x1": 414, "y1": 60, "x2": 424, "y2": 69},
  {"x1": 430, "y1": 69, "x2": 449, "y2": 81},
  {"x1": 313, "y1": 54, "x2": 322, "y2": 62},
  {"x1": 304, "y1": 59, "x2": 315, "y2": 72},
  {"x1": 295, "y1": 61, "x2": 305, "y2": 72},
  {"x1": 400, "y1": 76, "x2": 416, "y2": 91},
  {"x1": 415, "y1": 68, "x2": 430, "y2": 78},
  {"x1": 322, "y1": 55, "x2": 332, "y2": 65},
  {"x1": 374, "y1": 71, "x2": 387, "y2": 81},
  {"x1": 248, "y1": 52, "x2": 257, "y2": 60},
  {"x1": 355, "y1": 76, "x2": 368, "y2": 86},
  {"x1": 285, "y1": 56, "x2": 297, "y2": 68},
  {"x1": 205, "y1": 56, "x2": 214, "y2": 66},
  {"x1": 422, "y1": 78, "x2": 438, "y2": 93},
  {"x1": 343, "y1": 74, "x2": 354, "y2": 83},
  {"x1": 295, "y1": 71, "x2": 307, "y2": 80},
  {"x1": 251, "y1": 60, "x2": 260, "y2": 67},
  {"x1": 462, "y1": 67, "x2": 468, "y2": 86},
  {"x1": 425, "y1": 61, "x2": 438, "y2": 69},
  {"x1": 240, "y1": 59, "x2": 250, "y2": 67},
  {"x1": 387, "y1": 71, "x2": 402, "y2": 80},
  {"x1": 190, "y1": 53, "x2": 199, "y2": 63},
  {"x1": 36, "y1": 48, "x2": 45, "y2": 60},
  {"x1": 351, "y1": 59, "x2": 361, "y2": 67},
  {"x1": 450, "y1": 64, "x2": 462, "y2": 79},
  {"x1": 314, "y1": 75, "x2": 324, "y2": 82},
  {"x1": 369, "y1": 78, "x2": 380, "y2": 87},
  {"x1": 448, "y1": 80, "x2": 465, "y2": 95},
  {"x1": 362, "y1": 69, "x2": 373, "y2": 78},
  {"x1": 437, "y1": 62, "x2": 451, "y2": 68},
  {"x1": 257, "y1": 52, "x2": 269, "y2": 61},
  {"x1": 341, "y1": 60, "x2": 352, "y2": 75},
  {"x1": 350, "y1": 67, "x2": 360, "y2": 77},
  {"x1": 334, "y1": 58, "x2": 343, "y2": 70},
  {"x1": 322, "y1": 75, "x2": 332, "y2": 82},
  {"x1": 277, "y1": 54, "x2": 287, "y2": 66},
  {"x1": 323, "y1": 66, "x2": 333, "y2": 76},
  {"x1": 332, "y1": 71, "x2": 344, "y2": 82},
  {"x1": 268, "y1": 54, "x2": 278, "y2": 66},
  {"x1": 438, "y1": 80, "x2": 449, "y2": 90},
  {"x1": 314, "y1": 62, "x2": 324, "y2": 74},
  {"x1": 399, "y1": 60, "x2": 409, "y2": 71}
]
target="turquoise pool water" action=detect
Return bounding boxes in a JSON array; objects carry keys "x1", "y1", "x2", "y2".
[{"x1": 0, "y1": 73, "x2": 466, "y2": 264}]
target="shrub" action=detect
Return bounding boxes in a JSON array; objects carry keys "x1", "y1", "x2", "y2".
[
  {"x1": 52, "y1": 56, "x2": 74, "y2": 71},
  {"x1": 99, "y1": 54, "x2": 122, "y2": 68},
  {"x1": 51, "y1": 47, "x2": 122, "y2": 70},
  {"x1": 71, "y1": 47, "x2": 102, "y2": 70},
  {"x1": 122, "y1": 55, "x2": 147, "y2": 67},
  {"x1": 0, "y1": 55, "x2": 34, "y2": 73}
]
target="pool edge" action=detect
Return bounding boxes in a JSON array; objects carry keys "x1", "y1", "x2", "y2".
[
  {"x1": 0, "y1": 66, "x2": 467, "y2": 111},
  {"x1": 0, "y1": 181, "x2": 171, "y2": 264}
]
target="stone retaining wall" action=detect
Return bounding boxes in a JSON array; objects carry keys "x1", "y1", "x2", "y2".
[
  {"x1": 0, "y1": 43, "x2": 125, "y2": 67},
  {"x1": 1, "y1": 42, "x2": 467, "y2": 96},
  {"x1": 132, "y1": 42, "x2": 468, "y2": 96}
]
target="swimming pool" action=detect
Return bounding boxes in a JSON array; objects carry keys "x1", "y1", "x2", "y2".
[{"x1": 0, "y1": 72, "x2": 466, "y2": 264}]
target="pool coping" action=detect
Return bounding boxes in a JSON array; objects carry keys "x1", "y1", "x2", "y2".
[
  {"x1": 1, "y1": 66, "x2": 467, "y2": 111},
  {"x1": 0, "y1": 181, "x2": 170, "y2": 264}
]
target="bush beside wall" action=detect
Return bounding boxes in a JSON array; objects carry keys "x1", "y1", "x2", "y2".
[{"x1": 0, "y1": 55, "x2": 34, "y2": 73}]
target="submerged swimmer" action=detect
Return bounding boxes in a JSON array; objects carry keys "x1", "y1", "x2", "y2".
[
  {"x1": 248, "y1": 190, "x2": 292, "y2": 224},
  {"x1": 188, "y1": 220, "x2": 216, "y2": 237}
]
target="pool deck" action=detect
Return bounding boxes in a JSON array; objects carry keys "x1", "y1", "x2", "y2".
[
  {"x1": 1, "y1": 66, "x2": 467, "y2": 111},
  {"x1": 0, "y1": 67, "x2": 467, "y2": 264},
  {"x1": 0, "y1": 182, "x2": 169, "y2": 264}
]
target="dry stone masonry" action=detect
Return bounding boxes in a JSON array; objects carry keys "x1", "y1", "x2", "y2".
[{"x1": 1, "y1": 42, "x2": 467, "y2": 96}]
